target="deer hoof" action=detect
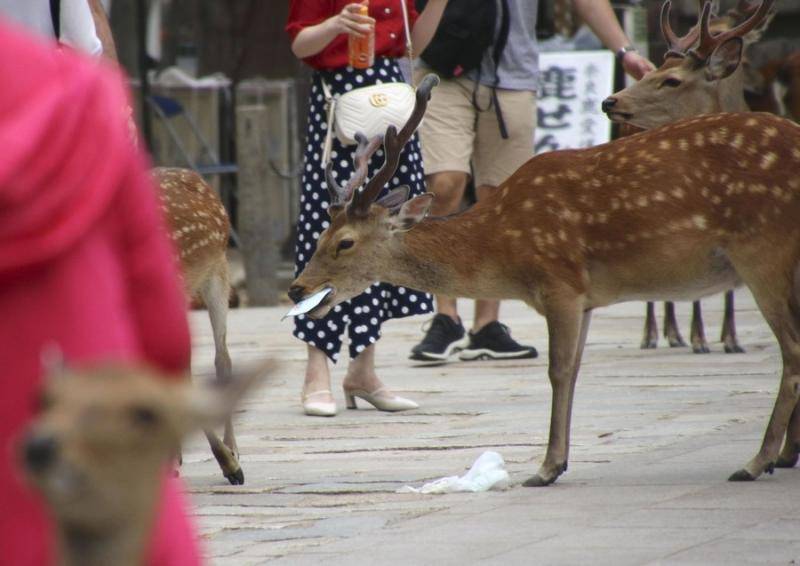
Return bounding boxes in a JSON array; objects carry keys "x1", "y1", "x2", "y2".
[
  {"x1": 522, "y1": 474, "x2": 556, "y2": 487},
  {"x1": 667, "y1": 338, "x2": 688, "y2": 348},
  {"x1": 728, "y1": 469, "x2": 757, "y2": 481},
  {"x1": 775, "y1": 454, "x2": 798, "y2": 468},
  {"x1": 692, "y1": 344, "x2": 711, "y2": 354},
  {"x1": 225, "y1": 467, "x2": 245, "y2": 485},
  {"x1": 640, "y1": 339, "x2": 657, "y2": 350},
  {"x1": 724, "y1": 343, "x2": 745, "y2": 354}
]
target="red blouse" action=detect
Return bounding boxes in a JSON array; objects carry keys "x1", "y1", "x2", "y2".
[{"x1": 286, "y1": 0, "x2": 418, "y2": 70}]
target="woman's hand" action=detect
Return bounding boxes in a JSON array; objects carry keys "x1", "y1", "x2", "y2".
[
  {"x1": 621, "y1": 51, "x2": 656, "y2": 81},
  {"x1": 328, "y1": 3, "x2": 375, "y2": 38},
  {"x1": 291, "y1": 3, "x2": 374, "y2": 59}
]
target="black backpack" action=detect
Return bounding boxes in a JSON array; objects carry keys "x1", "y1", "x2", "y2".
[{"x1": 416, "y1": 0, "x2": 508, "y2": 79}]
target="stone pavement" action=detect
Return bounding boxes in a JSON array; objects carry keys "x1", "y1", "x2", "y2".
[{"x1": 184, "y1": 292, "x2": 800, "y2": 565}]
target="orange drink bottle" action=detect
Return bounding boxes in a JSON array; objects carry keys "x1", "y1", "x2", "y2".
[{"x1": 348, "y1": 1, "x2": 374, "y2": 69}]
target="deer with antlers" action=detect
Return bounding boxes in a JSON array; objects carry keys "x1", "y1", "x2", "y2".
[
  {"x1": 603, "y1": 0, "x2": 776, "y2": 354},
  {"x1": 153, "y1": 167, "x2": 244, "y2": 485},
  {"x1": 290, "y1": 73, "x2": 800, "y2": 485}
]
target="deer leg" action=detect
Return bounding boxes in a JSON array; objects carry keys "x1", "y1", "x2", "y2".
[
  {"x1": 200, "y1": 261, "x2": 242, "y2": 485},
  {"x1": 721, "y1": 290, "x2": 745, "y2": 353},
  {"x1": 641, "y1": 302, "x2": 658, "y2": 349},
  {"x1": 690, "y1": 301, "x2": 710, "y2": 354},
  {"x1": 776, "y1": 400, "x2": 800, "y2": 468},
  {"x1": 730, "y1": 273, "x2": 800, "y2": 481},
  {"x1": 664, "y1": 302, "x2": 687, "y2": 348},
  {"x1": 524, "y1": 303, "x2": 591, "y2": 487}
]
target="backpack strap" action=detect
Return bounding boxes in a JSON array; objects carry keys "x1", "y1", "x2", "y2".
[
  {"x1": 50, "y1": 0, "x2": 61, "y2": 40},
  {"x1": 471, "y1": 0, "x2": 511, "y2": 140},
  {"x1": 490, "y1": 0, "x2": 511, "y2": 139}
]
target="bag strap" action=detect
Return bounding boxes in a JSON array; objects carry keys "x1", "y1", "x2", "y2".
[
  {"x1": 50, "y1": 0, "x2": 61, "y2": 40},
  {"x1": 320, "y1": 78, "x2": 336, "y2": 167},
  {"x1": 400, "y1": 0, "x2": 413, "y2": 75}
]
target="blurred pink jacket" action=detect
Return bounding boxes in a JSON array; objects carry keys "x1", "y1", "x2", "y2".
[{"x1": 0, "y1": 20, "x2": 201, "y2": 566}]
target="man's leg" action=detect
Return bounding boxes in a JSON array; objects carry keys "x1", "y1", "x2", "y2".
[
  {"x1": 408, "y1": 72, "x2": 475, "y2": 363},
  {"x1": 458, "y1": 86, "x2": 538, "y2": 361},
  {"x1": 428, "y1": 170, "x2": 470, "y2": 321},
  {"x1": 472, "y1": 183, "x2": 501, "y2": 331},
  {"x1": 409, "y1": 170, "x2": 472, "y2": 362}
]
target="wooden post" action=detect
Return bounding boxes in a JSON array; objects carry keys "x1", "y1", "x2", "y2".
[{"x1": 236, "y1": 105, "x2": 279, "y2": 305}]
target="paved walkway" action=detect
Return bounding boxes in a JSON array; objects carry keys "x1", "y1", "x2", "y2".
[{"x1": 183, "y1": 292, "x2": 800, "y2": 565}]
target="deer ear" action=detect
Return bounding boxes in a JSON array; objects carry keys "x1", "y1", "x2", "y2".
[
  {"x1": 182, "y1": 360, "x2": 278, "y2": 430},
  {"x1": 706, "y1": 37, "x2": 743, "y2": 81},
  {"x1": 388, "y1": 193, "x2": 434, "y2": 232},
  {"x1": 376, "y1": 185, "x2": 411, "y2": 212}
]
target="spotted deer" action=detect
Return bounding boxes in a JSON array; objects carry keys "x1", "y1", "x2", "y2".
[
  {"x1": 153, "y1": 168, "x2": 242, "y2": 484},
  {"x1": 603, "y1": 0, "x2": 776, "y2": 354},
  {"x1": 290, "y1": 74, "x2": 800, "y2": 486},
  {"x1": 20, "y1": 361, "x2": 275, "y2": 566}
]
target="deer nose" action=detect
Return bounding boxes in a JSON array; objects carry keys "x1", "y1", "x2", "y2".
[
  {"x1": 23, "y1": 432, "x2": 58, "y2": 472},
  {"x1": 601, "y1": 97, "x2": 617, "y2": 113},
  {"x1": 288, "y1": 285, "x2": 306, "y2": 304}
]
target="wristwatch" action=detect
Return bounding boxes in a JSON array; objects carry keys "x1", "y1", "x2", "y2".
[{"x1": 615, "y1": 45, "x2": 637, "y2": 63}]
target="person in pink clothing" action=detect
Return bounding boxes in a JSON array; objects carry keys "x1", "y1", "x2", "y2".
[{"x1": 0, "y1": 19, "x2": 201, "y2": 566}]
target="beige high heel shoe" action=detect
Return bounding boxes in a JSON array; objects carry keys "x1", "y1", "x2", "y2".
[
  {"x1": 343, "y1": 387, "x2": 419, "y2": 412},
  {"x1": 301, "y1": 389, "x2": 337, "y2": 417}
]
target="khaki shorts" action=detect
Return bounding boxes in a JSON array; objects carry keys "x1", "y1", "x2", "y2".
[{"x1": 414, "y1": 70, "x2": 537, "y2": 188}]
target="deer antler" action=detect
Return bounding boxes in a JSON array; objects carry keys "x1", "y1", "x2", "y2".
[
  {"x1": 690, "y1": 0, "x2": 774, "y2": 62},
  {"x1": 347, "y1": 74, "x2": 440, "y2": 216},
  {"x1": 661, "y1": 0, "x2": 703, "y2": 59},
  {"x1": 325, "y1": 133, "x2": 384, "y2": 206}
]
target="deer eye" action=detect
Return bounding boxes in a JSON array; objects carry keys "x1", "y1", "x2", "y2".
[
  {"x1": 337, "y1": 239, "x2": 354, "y2": 252},
  {"x1": 660, "y1": 77, "x2": 682, "y2": 88},
  {"x1": 130, "y1": 406, "x2": 159, "y2": 427}
]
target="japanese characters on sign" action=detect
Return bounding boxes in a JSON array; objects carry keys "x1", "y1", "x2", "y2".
[{"x1": 534, "y1": 51, "x2": 615, "y2": 154}]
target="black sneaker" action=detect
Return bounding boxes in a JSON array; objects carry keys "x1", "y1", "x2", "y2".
[
  {"x1": 459, "y1": 322, "x2": 538, "y2": 361},
  {"x1": 409, "y1": 314, "x2": 470, "y2": 362}
]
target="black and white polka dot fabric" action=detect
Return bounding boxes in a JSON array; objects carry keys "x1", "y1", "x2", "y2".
[{"x1": 294, "y1": 57, "x2": 433, "y2": 363}]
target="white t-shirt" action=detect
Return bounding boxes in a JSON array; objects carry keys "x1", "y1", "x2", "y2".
[{"x1": 0, "y1": 0, "x2": 102, "y2": 56}]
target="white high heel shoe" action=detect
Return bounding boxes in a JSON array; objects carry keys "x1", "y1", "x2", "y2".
[
  {"x1": 343, "y1": 387, "x2": 419, "y2": 412},
  {"x1": 301, "y1": 390, "x2": 337, "y2": 417}
]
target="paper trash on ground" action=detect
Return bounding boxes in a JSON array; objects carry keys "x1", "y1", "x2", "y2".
[{"x1": 397, "y1": 451, "x2": 510, "y2": 494}]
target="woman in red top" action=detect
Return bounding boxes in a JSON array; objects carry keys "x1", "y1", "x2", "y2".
[
  {"x1": 286, "y1": 1, "x2": 447, "y2": 417},
  {"x1": 0, "y1": 21, "x2": 201, "y2": 566}
]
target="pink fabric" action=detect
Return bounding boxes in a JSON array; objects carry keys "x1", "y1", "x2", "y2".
[{"x1": 0, "y1": 20, "x2": 201, "y2": 566}]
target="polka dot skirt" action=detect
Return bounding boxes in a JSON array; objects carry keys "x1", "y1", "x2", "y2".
[{"x1": 294, "y1": 57, "x2": 433, "y2": 363}]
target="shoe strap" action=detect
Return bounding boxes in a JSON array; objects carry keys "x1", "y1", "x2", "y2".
[{"x1": 302, "y1": 389, "x2": 332, "y2": 401}]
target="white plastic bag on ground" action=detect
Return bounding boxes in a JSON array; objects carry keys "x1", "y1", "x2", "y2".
[{"x1": 397, "y1": 451, "x2": 510, "y2": 494}]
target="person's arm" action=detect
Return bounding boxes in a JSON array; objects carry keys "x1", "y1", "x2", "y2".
[
  {"x1": 88, "y1": 0, "x2": 118, "y2": 63},
  {"x1": 60, "y1": 0, "x2": 103, "y2": 57},
  {"x1": 572, "y1": 0, "x2": 655, "y2": 80},
  {"x1": 290, "y1": 3, "x2": 373, "y2": 60},
  {"x1": 410, "y1": 0, "x2": 447, "y2": 56}
]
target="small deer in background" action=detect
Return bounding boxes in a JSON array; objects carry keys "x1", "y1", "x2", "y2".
[
  {"x1": 602, "y1": 0, "x2": 775, "y2": 354},
  {"x1": 154, "y1": 167, "x2": 243, "y2": 484},
  {"x1": 20, "y1": 361, "x2": 275, "y2": 566},
  {"x1": 291, "y1": 75, "x2": 800, "y2": 486}
]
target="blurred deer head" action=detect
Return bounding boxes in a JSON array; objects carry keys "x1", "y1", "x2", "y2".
[
  {"x1": 288, "y1": 75, "x2": 439, "y2": 318},
  {"x1": 602, "y1": 0, "x2": 775, "y2": 128},
  {"x1": 20, "y1": 361, "x2": 275, "y2": 566}
]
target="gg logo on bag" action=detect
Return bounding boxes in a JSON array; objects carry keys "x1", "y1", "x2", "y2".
[{"x1": 369, "y1": 93, "x2": 389, "y2": 108}]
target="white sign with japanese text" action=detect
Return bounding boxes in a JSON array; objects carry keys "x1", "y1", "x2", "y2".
[{"x1": 534, "y1": 50, "x2": 615, "y2": 154}]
